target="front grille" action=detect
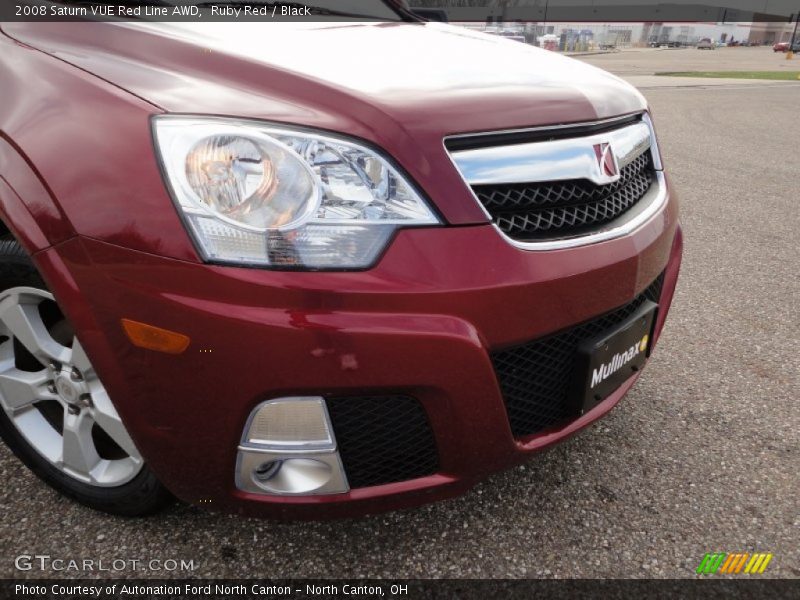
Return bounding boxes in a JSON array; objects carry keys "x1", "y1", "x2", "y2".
[
  {"x1": 492, "y1": 273, "x2": 665, "y2": 438},
  {"x1": 326, "y1": 396, "x2": 438, "y2": 489},
  {"x1": 473, "y1": 151, "x2": 655, "y2": 241}
]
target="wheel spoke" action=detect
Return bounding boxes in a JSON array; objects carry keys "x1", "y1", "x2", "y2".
[
  {"x1": 69, "y1": 338, "x2": 94, "y2": 377},
  {"x1": 61, "y1": 411, "x2": 100, "y2": 477},
  {"x1": 0, "y1": 368, "x2": 51, "y2": 414},
  {"x1": 0, "y1": 294, "x2": 70, "y2": 365},
  {"x1": 0, "y1": 337, "x2": 16, "y2": 373},
  {"x1": 90, "y1": 391, "x2": 140, "y2": 459}
]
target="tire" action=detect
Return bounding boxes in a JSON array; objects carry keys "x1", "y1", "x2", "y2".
[{"x1": 0, "y1": 240, "x2": 171, "y2": 516}]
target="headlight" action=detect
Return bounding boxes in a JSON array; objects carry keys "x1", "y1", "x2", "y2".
[{"x1": 153, "y1": 117, "x2": 439, "y2": 269}]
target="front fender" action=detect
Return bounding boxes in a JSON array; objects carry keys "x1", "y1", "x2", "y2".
[{"x1": 0, "y1": 135, "x2": 75, "y2": 253}]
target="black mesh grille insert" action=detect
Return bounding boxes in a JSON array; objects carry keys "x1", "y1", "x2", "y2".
[
  {"x1": 492, "y1": 273, "x2": 665, "y2": 438},
  {"x1": 326, "y1": 396, "x2": 439, "y2": 489},
  {"x1": 473, "y1": 151, "x2": 655, "y2": 241}
]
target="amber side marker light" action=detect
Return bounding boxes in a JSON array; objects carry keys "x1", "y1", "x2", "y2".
[{"x1": 121, "y1": 319, "x2": 191, "y2": 354}]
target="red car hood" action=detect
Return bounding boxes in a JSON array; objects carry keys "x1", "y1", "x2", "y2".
[
  {"x1": 3, "y1": 21, "x2": 645, "y2": 138},
  {"x1": 2, "y1": 21, "x2": 650, "y2": 227}
]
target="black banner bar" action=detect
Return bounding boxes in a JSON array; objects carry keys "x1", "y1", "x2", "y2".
[
  {"x1": 1, "y1": 1, "x2": 798, "y2": 23},
  {"x1": 2, "y1": 579, "x2": 800, "y2": 600}
]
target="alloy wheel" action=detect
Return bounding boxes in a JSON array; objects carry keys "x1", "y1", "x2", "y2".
[{"x1": 0, "y1": 287, "x2": 143, "y2": 487}]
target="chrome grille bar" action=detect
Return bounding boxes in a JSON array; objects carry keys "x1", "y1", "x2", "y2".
[
  {"x1": 444, "y1": 113, "x2": 668, "y2": 251},
  {"x1": 449, "y1": 120, "x2": 652, "y2": 186}
]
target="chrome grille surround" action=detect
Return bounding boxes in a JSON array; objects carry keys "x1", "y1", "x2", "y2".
[{"x1": 446, "y1": 113, "x2": 667, "y2": 251}]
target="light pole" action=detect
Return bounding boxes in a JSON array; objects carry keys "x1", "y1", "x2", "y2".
[{"x1": 788, "y1": 9, "x2": 799, "y2": 59}]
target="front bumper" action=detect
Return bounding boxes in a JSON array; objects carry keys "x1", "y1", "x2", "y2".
[{"x1": 33, "y1": 187, "x2": 681, "y2": 519}]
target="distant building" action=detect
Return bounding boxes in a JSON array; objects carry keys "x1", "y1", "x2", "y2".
[
  {"x1": 747, "y1": 21, "x2": 796, "y2": 45},
  {"x1": 457, "y1": 20, "x2": 762, "y2": 48}
]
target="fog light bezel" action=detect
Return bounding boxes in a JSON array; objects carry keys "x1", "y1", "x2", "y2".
[
  {"x1": 235, "y1": 396, "x2": 350, "y2": 496},
  {"x1": 238, "y1": 452, "x2": 348, "y2": 496}
]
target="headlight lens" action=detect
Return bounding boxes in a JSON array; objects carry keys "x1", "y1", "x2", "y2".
[{"x1": 153, "y1": 117, "x2": 439, "y2": 269}]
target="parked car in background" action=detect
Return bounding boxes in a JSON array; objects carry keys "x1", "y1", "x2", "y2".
[
  {"x1": 697, "y1": 38, "x2": 715, "y2": 50},
  {"x1": 502, "y1": 33, "x2": 527, "y2": 43},
  {"x1": 485, "y1": 29, "x2": 527, "y2": 44},
  {"x1": 649, "y1": 40, "x2": 680, "y2": 48},
  {"x1": 0, "y1": 3, "x2": 681, "y2": 519},
  {"x1": 773, "y1": 42, "x2": 790, "y2": 52}
]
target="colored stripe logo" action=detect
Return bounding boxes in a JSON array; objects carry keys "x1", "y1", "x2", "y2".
[{"x1": 696, "y1": 552, "x2": 773, "y2": 574}]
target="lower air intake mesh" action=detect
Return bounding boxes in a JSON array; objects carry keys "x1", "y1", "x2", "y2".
[
  {"x1": 326, "y1": 395, "x2": 439, "y2": 489},
  {"x1": 492, "y1": 273, "x2": 665, "y2": 438}
]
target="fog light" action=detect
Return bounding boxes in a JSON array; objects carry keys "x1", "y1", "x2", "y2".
[
  {"x1": 246, "y1": 397, "x2": 333, "y2": 448},
  {"x1": 236, "y1": 397, "x2": 349, "y2": 496},
  {"x1": 252, "y1": 458, "x2": 334, "y2": 495},
  {"x1": 254, "y1": 460, "x2": 283, "y2": 482}
]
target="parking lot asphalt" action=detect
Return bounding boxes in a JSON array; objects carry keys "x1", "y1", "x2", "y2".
[
  {"x1": 580, "y1": 45, "x2": 800, "y2": 75},
  {"x1": 581, "y1": 46, "x2": 800, "y2": 91},
  {"x1": 1, "y1": 49, "x2": 798, "y2": 580}
]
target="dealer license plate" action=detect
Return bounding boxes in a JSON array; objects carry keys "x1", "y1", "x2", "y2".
[{"x1": 573, "y1": 301, "x2": 658, "y2": 414}]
